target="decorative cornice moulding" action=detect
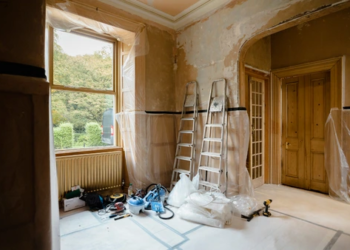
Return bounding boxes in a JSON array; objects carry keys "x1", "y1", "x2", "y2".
[{"x1": 99, "y1": 0, "x2": 231, "y2": 30}]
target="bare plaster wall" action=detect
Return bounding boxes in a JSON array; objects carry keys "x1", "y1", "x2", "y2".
[
  {"x1": 0, "y1": 0, "x2": 46, "y2": 68},
  {"x1": 175, "y1": 0, "x2": 344, "y2": 111},
  {"x1": 244, "y1": 36, "x2": 271, "y2": 72},
  {"x1": 271, "y1": 7, "x2": 350, "y2": 106},
  {"x1": 145, "y1": 26, "x2": 176, "y2": 111}
]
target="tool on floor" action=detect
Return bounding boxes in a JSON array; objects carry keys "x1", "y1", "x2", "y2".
[
  {"x1": 144, "y1": 184, "x2": 174, "y2": 220},
  {"x1": 144, "y1": 184, "x2": 166, "y2": 210},
  {"x1": 241, "y1": 208, "x2": 262, "y2": 222},
  {"x1": 197, "y1": 79, "x2": 228, "y2": 193},
  {"x1": 170, "y1": 81, "x2": 198, "y2": 190},
  {"x1": 263, "y1": 199, "x2": 272, "y2": 217},
  {"x1": 114, "y1": 213, "x2": 132, "y2": 221},
  {"x1": 128, "y1": 195, "x2": 145, "y2": 215}
]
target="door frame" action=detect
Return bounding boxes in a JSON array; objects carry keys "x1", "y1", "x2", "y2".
[
  {"x1": 245, "y1": 66, "x2": 271, "y2": 186},
  {"x1": 269, "y1": 56, "x2": 344, "y2": 184}
]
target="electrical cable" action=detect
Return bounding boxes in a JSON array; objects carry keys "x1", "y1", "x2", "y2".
[{"x1": 158, "y1": 205, "x2": 174, "y2": 220}]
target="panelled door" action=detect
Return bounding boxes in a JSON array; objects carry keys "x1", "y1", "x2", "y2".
[
  {"x1": 282, "y1": 71, "x2": 330, "y2": 193},
  {"x1": 249, "y1": 76, "x2": 265, "y2": 188}
]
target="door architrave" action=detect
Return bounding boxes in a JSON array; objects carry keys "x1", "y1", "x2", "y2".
[{"x1": 270, "y1": 57, "x2": 343, "y2": 184}]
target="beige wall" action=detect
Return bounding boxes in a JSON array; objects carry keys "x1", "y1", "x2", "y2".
[
  {"x1": 244, "y1": 36, "x2": 271, "y2": 72},
  {"x1": 0, "y1": 0, "x2": 54, "y2": 249},
  {"x1": 271, "y1": 7, "x2": 350, "y2": 107},
  {"x1": 0, "y1": 0, "x2": 45, "y2": 68},
  {"x1": 145, "y1": 26, "x2": 176, "y2": 111}
]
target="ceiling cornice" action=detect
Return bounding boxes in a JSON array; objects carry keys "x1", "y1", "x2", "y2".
[{"x1": 98, "y1": 0, "x2": 231, "y2": 30}]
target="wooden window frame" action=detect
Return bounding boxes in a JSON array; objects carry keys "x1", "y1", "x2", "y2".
[{"x1": 48, "y1": 26, "x2": 122, "y2": 154}]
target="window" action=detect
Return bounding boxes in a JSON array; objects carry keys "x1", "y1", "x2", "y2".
[{"x1": 49, "y1": 28, "x2": 118, "y2": 150}]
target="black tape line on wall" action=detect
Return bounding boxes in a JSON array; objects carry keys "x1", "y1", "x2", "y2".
[
  {"x1": 145, "y1": 107, "x2": 247, "y2": 114},
  {"x1": 0, "y1": 61, "x2": 46, "y2": 79}
]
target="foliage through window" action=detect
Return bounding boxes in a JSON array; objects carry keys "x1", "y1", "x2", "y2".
[{"x1": 51, "y1": 29, "x2": 117, "y2": 150}]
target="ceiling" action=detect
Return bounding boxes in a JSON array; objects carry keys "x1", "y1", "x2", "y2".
[
  {"x1": 99, "y1": 0, "x2": 231, "y2": 30},
  {"x1": 137, "y1": 0, "x2": 201, "y2": 17}
]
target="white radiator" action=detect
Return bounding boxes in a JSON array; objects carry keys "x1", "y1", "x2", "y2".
[{"x1": 56, "y1": 151, "x2": 122, "y2": 199}]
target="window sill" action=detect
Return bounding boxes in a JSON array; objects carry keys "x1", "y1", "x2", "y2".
[{"x1": 55, "y1": 146, "x2": 123, "y2": 157}]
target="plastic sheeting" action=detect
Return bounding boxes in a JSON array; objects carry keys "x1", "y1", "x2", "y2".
[
  {"x1": 46, "y1": 6, "x2": 135, "y2": 45},
  {"x1": 116, "y1": 110, "x2": 258, "y2": 214},
  {"x1": 116, "y1": 112, "x2": 176, "y2": 189},
  {"x1": 325, "y1": 108, "x2": 350, "y2": 203}
]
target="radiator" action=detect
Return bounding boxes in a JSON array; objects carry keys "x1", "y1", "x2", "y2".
[{"x1": 56, "y1": 151, "x2": 122, "y2": 199}]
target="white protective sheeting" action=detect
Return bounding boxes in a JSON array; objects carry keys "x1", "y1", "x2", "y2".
[
  {"x1": 115, "y1": 112, "x2": 176, "y2": 189},
  {"x1": 178, "y1": 191, "x2": 233, "y2": 228},
  {"x1": 46, "y1": 6, "x2": 135, "y2": 45},
  {"x1": 325, "y1": 108, "x2": 350, "y2": 203}
]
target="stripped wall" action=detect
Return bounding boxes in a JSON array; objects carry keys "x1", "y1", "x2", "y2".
[{"x1": 175, "y1": 0, "x2": 347, "y2": 110}]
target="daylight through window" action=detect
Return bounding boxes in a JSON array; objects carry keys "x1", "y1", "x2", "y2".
[{"x1": 51, "y1": 29, "x2": 117, "y2": 150}]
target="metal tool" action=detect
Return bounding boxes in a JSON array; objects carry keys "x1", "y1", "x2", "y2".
[
  {"x1": 114, "y1": 213, "x2": 132, "y2": 220},
  {"x1": 241, "y1": 209, "x2": 262, "y2": 222},
  {"x1": 197, "y1": 79, "x2": 228, "y2": 193},
  {"x1": 263, "y1": 199, "x2": 272, "y2": 217},
  {"x1": 170, "y1": 81, "x2": 198, "y2": 189}
]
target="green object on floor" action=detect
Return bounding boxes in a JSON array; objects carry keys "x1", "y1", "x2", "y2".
[{"x1": 65, "y1": 189, "x2": 81, "y2": 199}]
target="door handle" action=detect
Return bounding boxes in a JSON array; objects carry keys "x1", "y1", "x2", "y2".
[{"x1": 286, "y1": 142, "x2": 290, "y2": 149}]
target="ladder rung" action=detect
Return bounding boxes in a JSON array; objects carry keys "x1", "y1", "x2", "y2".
[
  {"x1": 203, "y1": 138, "x2": 221, "y2": 142},
  {"x1": 176, "y1": 156, "x2": 192, "y2": 161},
  {"x1": 201, "y1": 152, "x2": 221, "y2": 157},
  {"x1": 179, "y1": 130, "x2": 194, "y2": 134},
  {"x1": 205, "y1": 124, "x2": 223, "y2": 128},
  {"x1": 199, "y1": 181, "x2": 220, "y2": 189},
  {"x1": 198, "y1": 166, "x2": 222, "y2": 173},
  {"x1": 173, "y1": 169, "x2": 190, "y2": 175},
  {"x1": 178, "y1": 143, "x2": 192, "y2": 147},
  {"x1": 181, "y1": 117, "x2": 195, "y2": 121}
]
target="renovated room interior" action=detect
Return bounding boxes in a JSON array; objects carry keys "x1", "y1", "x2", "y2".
[{"x1": 1, "y1": 0, "x2": 350, "y2": 249}]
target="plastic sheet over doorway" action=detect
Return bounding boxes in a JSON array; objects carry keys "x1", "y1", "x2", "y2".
[{"x1": 325, "y1": 108, "x2": 350, "y2": 203}]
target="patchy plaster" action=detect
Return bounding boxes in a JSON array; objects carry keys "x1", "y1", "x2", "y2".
[{"x1": 175, "y1": 0, "x2": 345, "y2": 110}]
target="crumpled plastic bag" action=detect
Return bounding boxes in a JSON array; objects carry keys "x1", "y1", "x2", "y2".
[
  {"x1": 167, "y1": 173, "x2": 196, "y2": 207},
  {"x1": 177, "y1": 191, "x2": 233, "y2": 228},
  {"x1": 230, "y1": 195, "x2": 261, "y2": 217}
]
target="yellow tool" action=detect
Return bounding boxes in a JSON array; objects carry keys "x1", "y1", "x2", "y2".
[
  {"x1": 263, "y1": 199, "x2": 272, "y2": 217},
  {"x1": 114, "y1": 213, "x2": 132, "y2": 221}
]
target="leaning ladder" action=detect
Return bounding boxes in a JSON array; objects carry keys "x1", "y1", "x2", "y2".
[
  {"x1": 170, "y1": 81, "x2": 198, "y2": 190},
  {"x1": 197, "y1": 79, "x2": 228, "y2": 193}
]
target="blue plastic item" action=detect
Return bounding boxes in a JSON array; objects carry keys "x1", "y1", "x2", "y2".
[{"x1": 128, "y1": 196, "x2": 144, "y2": 206}]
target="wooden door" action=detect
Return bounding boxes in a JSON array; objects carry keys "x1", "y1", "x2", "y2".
[
  {"x1": 282, "y1": 71, "x2": 330, "y2": 193},
  {"x1": 249, "y1": 76, "x2": 265, "y2": 188}
]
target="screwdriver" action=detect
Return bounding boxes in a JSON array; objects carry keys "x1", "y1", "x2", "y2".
[{"x1": 114, "y1": 213, "x2": 132, "y2": 220}]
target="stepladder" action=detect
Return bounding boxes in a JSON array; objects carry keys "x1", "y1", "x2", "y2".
[
  {"x1": 197, "y1": 79, "x2": 228, "y2": 193},
  {"x1": 170, "y1": 81, "x2": 198, "y2": 190}
]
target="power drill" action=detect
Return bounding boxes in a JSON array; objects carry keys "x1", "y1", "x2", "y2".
[{"x1": 263, "y1": 199, "x2": 272, "y2": 217}]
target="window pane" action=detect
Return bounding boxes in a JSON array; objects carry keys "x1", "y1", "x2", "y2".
[
  {"x1": 52, "y1": 90, "x2": 115, "y2": 149},
  {"x1": 53, "y1": 30, "x2": 113, "y2": 90}
]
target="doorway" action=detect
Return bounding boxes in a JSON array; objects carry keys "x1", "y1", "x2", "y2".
[
  {"x1": 270, "y1": 57, "x2": 342, "y2": 189},
  {"x1": 281, "y1": 71, "x2": 330, "y2": 193}
]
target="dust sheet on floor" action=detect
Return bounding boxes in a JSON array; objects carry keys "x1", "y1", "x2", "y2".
[{"x1": 60, "y1": 189, "x2": 350, "y2": 250}]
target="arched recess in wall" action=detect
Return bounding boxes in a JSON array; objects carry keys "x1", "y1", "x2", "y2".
[
  {"x1": 237, "y1": 0, "x2": 350, "y2": 185},
  {"x1": 237, "y1": 0, "x2": 350, "y2": 108}
]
